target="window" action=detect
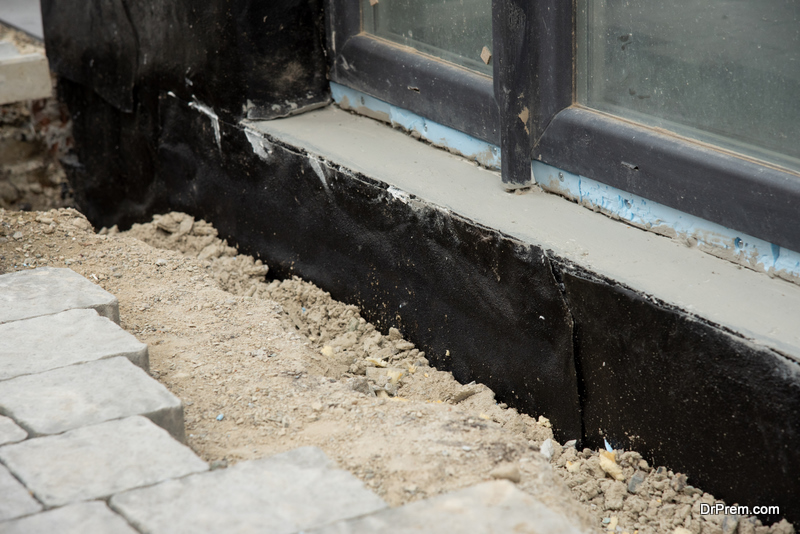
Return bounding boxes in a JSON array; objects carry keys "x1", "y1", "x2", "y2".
[{"x1": 326, "y1": 0, "x2": 800, "y2": 253}]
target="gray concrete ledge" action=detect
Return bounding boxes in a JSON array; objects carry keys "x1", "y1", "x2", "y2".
[
  {"x1": 0, "y1": 267, "x2": 120, "y2": 325},
  {"x1": 249, "y1": 108, "x2": 800, "y2": 361},
  {"x1": 0, "y1": 308, "x2": 148, "y2": 381}
]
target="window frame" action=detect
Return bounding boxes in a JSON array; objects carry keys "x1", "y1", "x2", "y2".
[
  {"x1": 325, "y1": 0, "x2": 499, "y2": 145},
  {"x1": 326, "y1": 0, "x2": 800, "y2": 254}
]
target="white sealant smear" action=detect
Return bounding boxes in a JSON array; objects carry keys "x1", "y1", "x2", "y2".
[
  {"x1": 308, "y1": 157, "x2": 329, "y2": 191},
  {"x1": 188, "y1": 99, "x2": 221, "y2": 151},
  {"x1": 387, "y1": 186, "x2": 410, "y2": 204},
  {"x1": 243, "y1": 128, "x2": 273, "y2": 161}
]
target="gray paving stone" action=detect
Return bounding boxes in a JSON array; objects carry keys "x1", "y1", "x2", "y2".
[
  {"x1": 0, "y1": 308, "x2": 149, "y2": 381},
  {"x1": 0, "y1": 416, "x2": 26, "y2": 446},
  {"x1": 0, "y1": 463, "x2": 42, "y2": 522},
  {"x1": 0, "y1": 267, "x2": 119, "y2": 325},
  {"x1": 0, "y1": 416, "x2": 207, "y2": 507},
  {"x1": 0, "y1": 501, "x2": 139, "y2": 534},
  {"x1": 110, "y1": 446, "x2": 387, "y2": 534},
  {"x1": 0, "y1": 357, "x2": 184, "y2": 441},
  {"x1": 308, "y1": 480, "x2": 587, "y2": 534}
]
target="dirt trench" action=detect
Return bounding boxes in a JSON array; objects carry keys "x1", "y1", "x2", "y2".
[{"x1": 0, "y1": 207, "x2": 795, "y2": 534}]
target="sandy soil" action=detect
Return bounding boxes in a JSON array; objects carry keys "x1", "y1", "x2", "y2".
[{"x1": 0, "y1": 208, "x2": 794, "y2": 534}]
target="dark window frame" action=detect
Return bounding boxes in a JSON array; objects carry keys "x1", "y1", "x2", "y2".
[{"x1": 326, "y1": 0, "x2": 800, "y2": 253}]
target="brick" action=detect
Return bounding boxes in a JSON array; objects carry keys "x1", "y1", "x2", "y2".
[
  {"x1": 0, "y1": 267, "x2": 119, "y2": 325},
  {"x1": 308, "y1": 480, "x2": 587, "y2": 534},
  {"x1": 0, "y1": 501, "x2": 138, "y2": 534},
  {"x1": 0, "y1": 416, "x2": 207, "y2": 507},
  {"x1": 0, "y1": 357, "x2": 184, "y2": 441},
  {"x1": 0, "y1": 309, "x2": 149, "y2": 381},
  {"x1": 110, "y1": 446, "x2": 387, "y2": 534},
  {"x1": 0, "y1": 415, "x2": 27, "y2": 446},
  {"x1": 0, "y1": 463, "x2": 42, "y2": 522}
]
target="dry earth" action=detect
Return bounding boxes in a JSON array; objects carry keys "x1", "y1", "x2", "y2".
[{"x1": 0, "y1": 207, "x2": 794, "y2": 534}]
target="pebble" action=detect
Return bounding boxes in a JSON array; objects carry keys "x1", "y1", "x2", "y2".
[
  {"x1": 540, "y1": 438, "x2": 555, "y2": 461},
  {"x1": 216, "y1": 414, "x2": 224, "y2": 421},
  {"x1": 489, "y1": 462, "x2": 521, "y2": 483},
  {"x1": 155, "y1": 258, "x2": 168, "y2": 266},
  {"x1": 628, "y1": 470, "x2": 646, "y2": 494},
  {"x1": 348, "y1": 377, "x2": 375, "y2": 397},
  {"x1": 599, "y1": 451, "x2": 625, "y2": 481}
]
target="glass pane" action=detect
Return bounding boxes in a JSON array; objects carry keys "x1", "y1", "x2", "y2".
[
  {"x1": 361, "y1": 0, "x2": 493, "y2": 76},
  {"x1": 577, "y1": 0, "x2": 800, "y2": 172}
]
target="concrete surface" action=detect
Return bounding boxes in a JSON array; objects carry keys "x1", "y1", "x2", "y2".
[
  {"x1": 0, "y1": 357, "x2": 184, "y2": 441},
  {"x1": 110, "y1": 446, "x2": 388, "y2": 534},
  {"x1": 0, "y1": 501, "x2": 139, "y2": 534},
  {"x1": 0, "y1": 416, "x2": 207, "y2": 507},
  {"x1": 0, "y1": 308, "x2": 149, "y2": 381},
  {"x1": 309, "y1": 480, "x2": 584, "y2": 533},
  {"x1": 250, "y1": 107, "x2": 800, "y2": 361},
  {"x1": 0, "y1": 42, "x2": 50, "y2": 105},
  {"x1": 0, "y1": 463, "x2": 41, "y2": 522},
  {"x1": 0, "y1": 0, "x2": 43, "y2": 39},
  {"x1": 0, "y1": 267, "x2": 120, "y2": 325},
  {"x1": 0, "y1": 415, "x2": 26, "y2": 446}
]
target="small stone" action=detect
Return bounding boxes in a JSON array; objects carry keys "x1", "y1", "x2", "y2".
[
  {"x1": 489, "y1": 462, "x2": 521, "y2": 483},
  {"x1": 537, "y1": 416, "x2": 551, "y2": 428},
  {"x1": 452, "y1": 382, "x2": 479, "y2": 403},
  {"x1": 348, "y1": 377, "x2": 375, "y2": 397},
  {"x1": 388, "y1": 327, "x2": 402, "y2": 341},
  {"x1": 540, "y1": 438, "x2": 555, "y2": 461},
  {"x1": 12, "y1": 231, "x2": 23, "y2": 240},
  {"x1": 628, "y1": 470, "x2": 646, "y2": 494},
  {"x1": 311, "y1": 402, "x2": 323, "y2": 411},
  {"x1": 210, "y1": 459, "x2": 228, "y2": 470},
  {"x1": 722, "y1": 514, "x2": 739, "y2": 534},
  {"x1": 155, "y1": 258, "x2": 168, "y2": 266},
  {"x1": 599, "y1": 451, "x2": 625, "y2": 481},
  {"x1": 480, "y1": 46, "x2": 492, "y2": 65},
  {"x1": 320, "y1": 346, "x2": 334, "y2": 357},
  {"x1": 671, "y1": 473, "x2": 688, "y2": 492},
  {"x1": 563, "y1": 439, "x2": 577, "y2": 449},
  {"x1": 216, "y1": 414, "x2": 224, "y2": 421},
  {"x1": 606, "y1": 516, "x2": 618, "y2": 531}
]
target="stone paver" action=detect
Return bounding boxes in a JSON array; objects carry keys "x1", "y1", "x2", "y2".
[
  {"x1": 0, "y1": 463, "x2": 42, "y2": 522},
  {"x1": 110, "y1": 446, "x2": 387, "y2": 534},
  {"x1": 0, "y1": 308, "x2": 149, "y2": 380},
  {"x1": 0, "y1": 415, "x2": 26, "y2": 446},
  {"x1": 0, "y1": 357, "x2": 184, "y2": 441},
  {"x1": 0, "y1": 267, "x2": 119, "y2": 325},
  {"x1": 0, "y1": 501, "x2": 139, "y2": 534},
  {"x1": 309, "y1": 480, "x2": 586, "y2": 534},
  {"x1": 0, "y1": 416, "x2": 207, "y2": 507}
]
